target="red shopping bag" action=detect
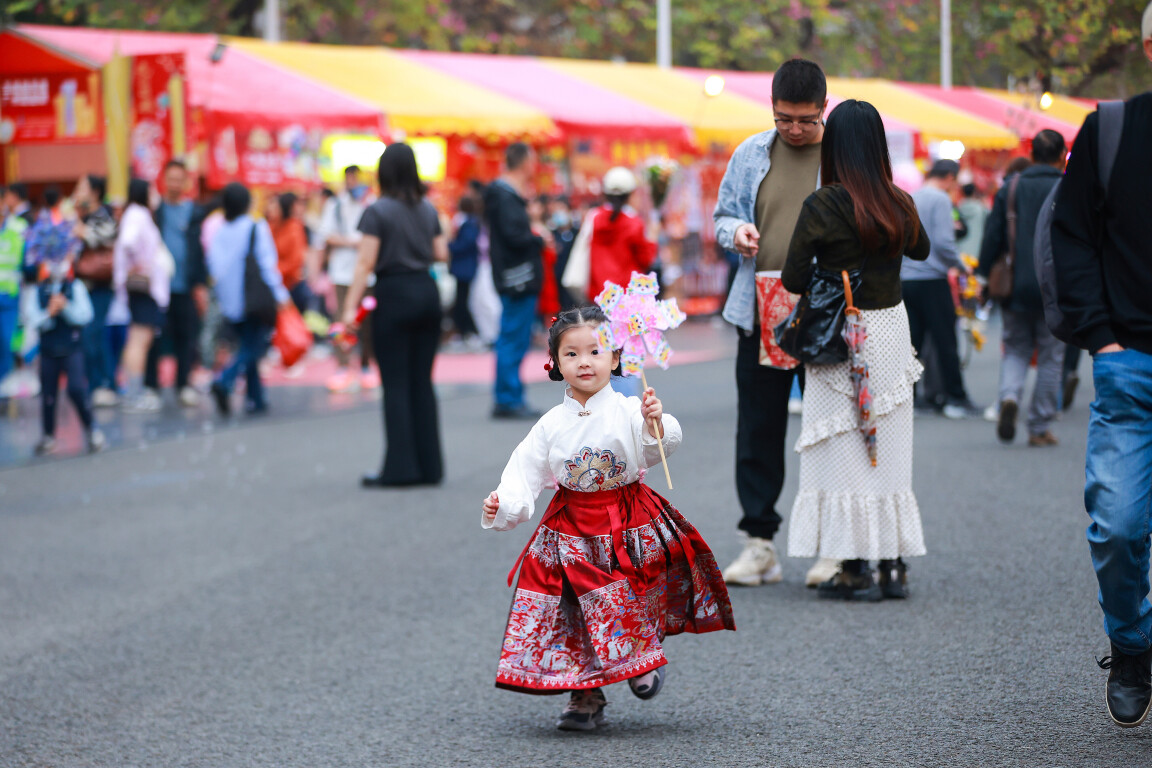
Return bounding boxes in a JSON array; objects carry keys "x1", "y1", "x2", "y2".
[
  {"x1": 274, "y1": 304, "x2": 312, "y2": 368},
  {"x1": 755, "y1": 271, "x2": 800, "y2": 370}
]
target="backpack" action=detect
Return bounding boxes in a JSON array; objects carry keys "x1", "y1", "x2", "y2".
[{"x1": 1034, "y1": 100, "x2": 1124, "y2": 348}]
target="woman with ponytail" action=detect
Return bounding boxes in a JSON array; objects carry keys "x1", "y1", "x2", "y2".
[{"x1": 585, "y1": 167, "x2": 658, "y2": 300}]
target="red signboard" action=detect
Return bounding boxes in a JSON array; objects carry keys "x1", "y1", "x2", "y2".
[
  {"x1": 207, "y1": 118, "x2": 336, "y2": 189},
  {"x1": 130, "y1": 52, "x2": 187, "y2": 183},
  {"x1": 0, "y1": 72, "x2": 103, "y2": 145}
]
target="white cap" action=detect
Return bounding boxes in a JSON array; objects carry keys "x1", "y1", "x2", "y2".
[
  {"x1": 602, "y1": 167, "x2": 637, "y2": 196},
  {"x1": 1144, "y1": 1, "x2": 1152, "y2": 40}
]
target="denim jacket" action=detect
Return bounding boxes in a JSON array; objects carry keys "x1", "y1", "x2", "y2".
[{"x1": 713, "y1": 129, "x2": 821, "y2": 331}]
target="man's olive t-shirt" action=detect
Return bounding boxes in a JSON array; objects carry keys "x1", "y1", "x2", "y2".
[{"x1": 755, "y1": 138, "x2": 822, "y2": 272}]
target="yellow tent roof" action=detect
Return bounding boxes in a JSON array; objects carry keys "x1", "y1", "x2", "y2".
[
  {"x1": 230, "y1": 39, "x2": 557, "y2": 140},
  {"x1": 979, "y1": 88, "x2": 1092, "y2": 133},
  {"x1": 826, "y1": 77, "x2": 1019, "y2": 150},
  {"x1": 540, "y1": 57, "x2": 776, "y2": 148}
]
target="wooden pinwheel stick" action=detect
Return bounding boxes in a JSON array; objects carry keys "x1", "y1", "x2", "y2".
[{"x1": 640, "y1": 370, "x2": 673, "y2": 490}]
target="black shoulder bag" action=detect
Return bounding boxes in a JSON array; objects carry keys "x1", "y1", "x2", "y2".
[
  {"x1": 243, "y1": 224, "x2": 278, "y2": 327},
  {"x1": 773, "y1": 257, "x2": 866, "y2": 366}
]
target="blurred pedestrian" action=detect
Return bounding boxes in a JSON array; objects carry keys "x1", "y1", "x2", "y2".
[
  {"x1": 528, "y1": 195, "x2": 560, "y2": 323},
  {"x1": 548, "y1": 195, "x2": 579, "y2": 311},
  {"x1": 146, "y1": 160, "x2": 207, "y2": 408},
  {"x1": 207, "y1": 183, "x2": 290, "y2": 416},
  {"x1": 782, "y1": 99, "x2": 930, "y2": 600},
  {"x1": 114, "y1": 179, "x2": 169, "y2": 412},
  {"x1": 955, "y1": 182, "x2": 988, "y2": 259},
  {"x1": 1052, "y1": 4, "x2": 1152, "y2": 727},
  {"x1": 21, "y1": 253, "x2": 104, "y2": 455},
  {"x1": 267, "y1": 192, "x2": 311, "y2": 315},
  {"x1": 712, "y1": 58, "x2": 829, "y2": 589},
  {"x1": 343, "y1": 143, "x2": 447, "y2": 488},
  {"x1": 976, "y1": 130, "x2": 1066, "y2": 446},
  {"x1": 72, "y1": 174, "x2": 119, "y2": 407},
  {"x1": 2, "y1": 182, "x2": 34, "y2": 229},
  {"x1": 447, "y1": 193, "x2": 482, "y2": 349},
  {"x1": 0, "y1": 194, "x2": 27, "y2": 387},
  {"x1": 904, "y1": 159, "x2": 981, "y2": 419},
  {"x1": 319, "y1": 165, "x2": 376, "y2": 393},
  {"x1": 588, "y1": 168, "x2": 658, "y2": 298},
  {"x1": 485, "y1": 142, "x2": 546, "y2": 420}
]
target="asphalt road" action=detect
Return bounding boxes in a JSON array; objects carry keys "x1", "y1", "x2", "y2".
[{"x1": 0, "y1": 324, "x2": 1142, "y2": 767}]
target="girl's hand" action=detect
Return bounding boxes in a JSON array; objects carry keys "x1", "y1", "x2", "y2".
[
  {"x1": 482, "y1": 491, "x2": 499, "y2": 523},
  {"x1": 641, "y1": 387, "x2": 664, "y2": 439}
]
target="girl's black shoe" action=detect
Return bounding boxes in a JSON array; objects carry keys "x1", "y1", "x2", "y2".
[
  {"x1": 817, "y1": 561, "x2": 882, "y2": 602},
  {"x1": 877, "y1": 558, "x2": 909, "y2": 599}
]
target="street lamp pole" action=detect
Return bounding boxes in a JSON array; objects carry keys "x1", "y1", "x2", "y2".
[
  {"x1": 657, "y1": 0, "x2": 671, "y2": 69},
  {"x1": 264, "y1": 0, "x2": 281, "y2": 42},
  {"x1": 940, "y1": 0, "x2": 952, "y2": 89}
]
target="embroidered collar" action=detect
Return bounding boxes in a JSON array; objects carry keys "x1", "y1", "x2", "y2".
[{"x1": 563, "y1": 383, "x2": 615, "y2": 416}]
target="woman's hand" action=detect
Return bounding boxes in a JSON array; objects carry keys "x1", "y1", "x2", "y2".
[
  {"x1": 482, "y1": 491, "x2": 499, "y2": 524},
  {"x1": 641, "y1": 387, "x2": 664, "y2": 439}
]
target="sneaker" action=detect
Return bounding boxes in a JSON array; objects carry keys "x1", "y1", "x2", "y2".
[
  {"x1": 817, "y1": 563, "x2": 883, "y2": 602},
  {"x1": 942, "y1": 399, "x2": 982, "y2": 420},
  {"x1": 1028, "y1": 431, "x2": 1059, "y2": 447},
  {"x1": 360, "y1": 368, "x2": 380, "y2": 390},
  {"x1": 178, "y1": 386, "x2": 200, "y2": 407},
  {"x1": 87, "y1": 428, "x2": 107, "y2": 454},
  {"x1": 805, "y1": 557, "x2": 842, "y2": 588},
  {"x1": 34, "y1": 436, "x2": 57, "y2": 456},
  {"x1": 91, "y1": 387, "x2": 119, "y2": 408},
  {"x1": 628, "y1": 666, "x2": 666, "y2": 700},
  {"x1": 1063, "y1": 373, "x2": 1080, "y2": 412},
  {"x1": 787, "y1": 397, "x2": 803, "y2": 415},
  {"x1": 557, "y1": 688, "x2": 607, "y2": 731},
  {"x1": 326, "y1": 370, "x2": 360, "y2": 393},
  {"x1": 877, "y1": 558, "x2": 908, "y2": 599},
  {"x1": 997, "y1": 399, "x2": 1018, "y2": 443},
  {"x1": 122, "y1": 390, "x2": 162, "y2": 413},
  {"x1": 722, "y1": 536, "x2": 782, "y2": 586},
  {"x1": 1097, "y1": 643, "x2": 1152, "y2": 727},
  {"x1": 983, "y1": 403, "x2": 999, "y2": 423}
]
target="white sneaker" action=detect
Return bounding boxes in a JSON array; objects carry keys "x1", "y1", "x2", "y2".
[
  {"x1": 178, "y1": 386, "x2": 200, "y2": 407},
  {"x1": 91, "y1": 387, "x2": 119, "y2": 408},
  {"x1": 87, "y1": 429, "x2": 106, "y2": 453},
  {"x1": 788, "y1": 397, "x2": 803, "y2": 415},
  {"x1": 805, "y1": 557, "x2": 842, "y2": 588},
  {"x1": 123, "y1": 390, "x2": 162, "y2": 413},
  {"x1": 722, "y1": 536, "x2": 782, "y2": 586}
]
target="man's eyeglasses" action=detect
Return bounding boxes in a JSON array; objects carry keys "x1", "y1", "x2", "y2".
[{"x1": 773, "y1": 117, "x2": 822, "y2": 129}]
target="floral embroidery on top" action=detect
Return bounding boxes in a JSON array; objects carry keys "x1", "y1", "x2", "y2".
[{"x1": 563, "y1": 447, "x2": 628, "y2": 491}]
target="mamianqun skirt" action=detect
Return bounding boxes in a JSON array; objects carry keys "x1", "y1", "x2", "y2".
[
  {"x1": 786, "y1": 302, "x2": 927, "y2": 561},
  {"x1": 496, "y1": 483, "x2": 735, "y2": 694}
]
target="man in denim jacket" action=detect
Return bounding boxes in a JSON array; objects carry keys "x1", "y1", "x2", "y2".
[{"x1": 712, "y1": 59, "x2": 832, "y2": 588}]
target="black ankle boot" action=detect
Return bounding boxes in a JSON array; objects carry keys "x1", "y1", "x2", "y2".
[{"x1": 877, "y1": 558, "x2": 908, "y2": 599}]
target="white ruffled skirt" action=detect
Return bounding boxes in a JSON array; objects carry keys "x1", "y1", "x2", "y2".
[{"x1": 786, "y1": 302, "x2": 926, "y2": 560}]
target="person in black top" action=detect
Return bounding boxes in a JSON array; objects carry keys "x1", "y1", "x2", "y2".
[
  {"x1": 343, "y1": 143, "x2": 448, "y2": 488},
  {"x1": 977, "y1": 130, "x2": 1066, "y2": 446},
  {"x1": 484, "y1": 142, "x2": 548, "y2": 420},
  {"x1": 1051, "y1": 3, "x2": 1152, "y2": 729}
]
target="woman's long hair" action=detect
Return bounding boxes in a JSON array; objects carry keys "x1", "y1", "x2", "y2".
[
  {"x1": 820, "y1": 100, "x2": 919, "y2": 259},
  {"x1": 377, "y1": 143, "x2": 427, "y2": 206}
]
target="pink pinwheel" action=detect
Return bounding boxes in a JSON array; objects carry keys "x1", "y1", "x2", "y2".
[{"x1": 594, "y1": 271, "x2": 686, "y2": 487}]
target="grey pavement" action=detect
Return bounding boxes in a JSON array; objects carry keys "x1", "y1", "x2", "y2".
[{"x1": 0, "y1": 320, "x2": 1142, "y2": 767}]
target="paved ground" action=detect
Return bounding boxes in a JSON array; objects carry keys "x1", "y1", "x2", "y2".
[{"x1": 0, "y1": 319, "x2": 1143, "y2": 767}]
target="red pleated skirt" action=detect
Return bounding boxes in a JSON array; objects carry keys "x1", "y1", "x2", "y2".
[{"x1": 496, "y1": 483, "x2": 735, "y2": 694}]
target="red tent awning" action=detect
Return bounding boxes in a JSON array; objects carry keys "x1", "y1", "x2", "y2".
[
  {"x1": 403, "y1": 50, "x2": 693, "y2": 149},
  {"x1": 15, "y1": 25, "x2": 383, "y2": 132}
]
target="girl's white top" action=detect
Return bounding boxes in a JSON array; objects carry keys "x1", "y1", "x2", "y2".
[
  {"x1": 113, "y1": 203, "x2": 169, "y2": 309},
  {"x1": 483, "y1": 383, "x2": 682, "y2": 532}
]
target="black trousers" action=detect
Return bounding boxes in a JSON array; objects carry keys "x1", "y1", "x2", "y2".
[
  {"x1": 372, "y1": 272, "x2": 444, "y2": 484},
  {"x1": 451, "y1": 277, "x2": 478, "y2": 337},
  {"x1": 735, "y1": 327, "x2": 802, "y2": 540},
  {"x1": 145, "y1": 291, "x2": 200, "y2": 390},
  {"x1": 902, "y1": 278, "x2": 968, "y2": 403},
  {"x1": 41, "y1": 349, "x2": 92, "y2": 436}
]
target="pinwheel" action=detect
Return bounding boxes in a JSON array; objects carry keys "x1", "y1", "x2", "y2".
[{"x1": 594, "y1": 271, "x2": 686, "y2": 488}]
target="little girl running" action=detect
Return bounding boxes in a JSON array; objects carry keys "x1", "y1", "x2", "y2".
[{"x1": 482, "y1": 305, "x2": 735, "y2": 731}]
